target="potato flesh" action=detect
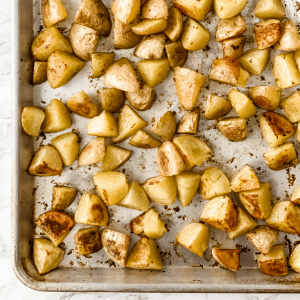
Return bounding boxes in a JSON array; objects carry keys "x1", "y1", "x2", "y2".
[
  {"x1": 281, "y1": 91, "x2": 300, "y2": 123},
  {"x1": 291, "y1": 186, "x2": 300, "y2": 206},
  {"x1": 112, "y1": 0, "x2": 140, "y2": 24},
  {"x1": 74, "y1": 226, "x2": 102, "y2": 255},
  {"x1": 87, "y1": 111, "x2": 118, "y2": 137},
  {"x1": 165, "y1": 41, "x2": 188, "y2": 70},
  {"x1": 42, "y1": 0, "x2": 67, "y2": 28},
  {"x1": 152, "y1": 111, "x2": 176, "y2": 141},
  {"x1": 33, "y1": 61, "x2": 48, "y2": 85},
  {"x1": 142, "y1": 0, "x2": 168, "y2": 19},
  {"x1": 129, "y1": 130, "x2": 161, "y2": 148},
  {"x1": 222, "y1": 36, "x2": 245, "y2": 59},
  {"x1": 100, "y1": 88, "x2": 125, "y2": 113},
  {"x1": 164, "y1": 7, "x2": 183, "y2": 42},
  {"x1": 204, "y1": 94, "x2": 232, "y2": 120},
  {"x1": 248, "y1": 86, "x2": 281, "y2": 111},
  {"x1": 92, "y1": 53, "x2": 115, "y2": 78},
  {"x1": 214, "y1": 0, "x2": 247, "y2": 19},
  {"x1": 21, "y1": 107, "x2": 45, "y2": 137},
  {"x1": 254, "y1": 19, "x2": 281, "y2": 49},
  {"x1": 177, "y1": 107, "x2": 200, "y2": 134},
  {"x1": 240, "y1": 48, "x2": 270, "y2": 75},
  {"x1": 134, "y1": 36, "x2": 165, "y2": 59},
  {"x1": 217, "y1": 117, "x2": 247, "y2": 142},
  {"x1": 216, "y1": 15, "x2": 246, "y2": 42},
  {"x1": 78, "y1": 137, "x2": 105, "y2": 166},
  {"x1": 289, "y1": 244, "x2": 300, "y2": 273},
  {"x1": 254, "y1": 0, "x2": 285, "y2": 19},
  {"x1": 212, "y1": 248, "x2": 240, "y2": 271},
  {"x1": 132, "y1": 19, "x2": 168, "y2": 35},
  {"x1": 173, "y1": 0, "x2": 212, "y2": 21},
  {"x1": 52, "y1": 186, "x2": 77, "y2": 211}
]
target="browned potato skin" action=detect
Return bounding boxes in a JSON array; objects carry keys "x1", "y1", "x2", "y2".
[
  {"x1": 92, "y1": 52, "x2": 115, "y2": 78},
  {"x1": 164, "y1": 7, "x2": 183, "y2": 42},
  {"x1": 152, "y1": 111, "x2": 176, "y2": 141},
  {"x1": 254, "y1": 20, "x2": 281, "y2": 49},
  {"x1": 100, "y1": 88, "x2": 125, "y2": 113},
  {"x1": 222, "y1": 36, "x2": 245, "y2": 59},
  {"x1": 248, "y1": 86, "x2": 281, "y2": 111},
  {"x1": 212, "y1": 248, "x2": 240, "y2": 271},
  {"x1": 216, "y1": 15, "x2": 246, "y2": 42},
  {"x1": 33, "y1": 61, "x2": 47, "y2": 85},
  {"x1": 177, "y1": 107, "x2": 200, "y2": 134},
  {"x1": 205, "y1": 94, "x2": 232, "y2": 120},
  {"x1": 173, "y1": 0, "x2": 212, "y2": 21},
  {"x1": 74, "y1": 227, "x2": 102, "y2": 256},
  {"x1": 134, "y1": 35, "x2": 165, "y2": 60},
  {"x1": 141, "y1": 0, "x2": 169, "y2": 19},
  {"x1": 129, "y1": 130, "x2": 161, "y2": 148},
  {"x1": 52, "y1": 186, "x2": 77, "y2": 210},
  {"x1": 165, "y1": 41, "x2": 188, "y2": 70},
  {"x1": 217, "y1": 117, "x2": 247, "y2": 142}
]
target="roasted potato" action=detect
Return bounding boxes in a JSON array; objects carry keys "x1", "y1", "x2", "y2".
[
  {"x1": 177, "y1": 223, "x2": 209, "y2": 257},
  {"x1": 134, "y1": 35, "x2": 165, "y2": 59},
  {"x1": 291, "y1": 186, "x2": 300, "y2": 206},
  {"x1": 254, "y1": 0, "x2": 285, "y2": 19},
  {"x1": 129, "y1": 130, "x2": 161, "y2": 148},
  {"x1": 52, "y1": 186, "x2": 77, "y2": 211},
  {"x1": 164, "y1": 7, "x2": 183, "y2": 42},
  {"x1": 248, "y1": 86, "x2": 281, "y2": 111},
  {"x1": 177, "y1": 107, "x2": 200, "y2": 134},
  {"x1": 266, "y1": 201, "x2": 300, "y2": 234},
  {"x1": 217, "y1": 117, "x2": 247, "y2": 142},
  {"x1": 126, "y1": 238, "x2": 162, "y2": 270},
  {"x1": 74, "y1": 0, "x2": 111, "y2": 36},
  {"x1": 33, "y1": 238, "x2": 64, "y2": 275},
  {"x1": 175, "y1": 171, "x2": 201, "y2": 207},
  {"x1": 258, "y1": 244, "x2": 288, "y2": 276},
  {"x1": 240, "y1": 48, "x2": 270, "y2": 75},
  {"x1": 143, "y1": 175, "x2": 177, "y2": 205},
  {"x1": 228, "y1": 89, "x2": 256, "y2": 119},
  {"x1": 101, "y1": 229, "x2": 131, "y2": 267},
  {"x1": 297, "y1": 122, "x2": 300, "y2": 142},
  {"x1": 204, "y1": 94, "x2": 232, "y2": 120},
  {"x1": 230, "y1": 164, "x2": 260, "y2": 193},
  {"x1": 28, "y1": 145, "x2": 63, "y2": 176},
  {"x1": 246, "y1": 226, "x2": 279, "y2": 255},
  {"x1": 254, "y1": 19, "x2": 281, "y2": 49},
  {"x1": 142, "y1": 0, "x2": 168, "y2": 19},
  {"x1": 294, "y1": 49, "x2": 300, "y2": 71},
  {"x1": 21, "y1": 107, "x2": 45, "y2": 137},
  {"x1": 33, "y1": 61, "x2": 47, "y2": 85},
  {"x1": 87, "y1": 111, "x2": 118, "y2": 137},
  {"x1": 259, "y1": 112, "x2": 294, "y2": 148},
  {"x1": 36, "y1": 211, "x2": 75, "y2": 246},
  {"x1": 216, "y1": 15, "x2": 246, "y2": 42},
  {"x1": 174, "y1": 67, "x2": 206, "y2": 111},
  {"x1": 173, "y1": 0, "x2": 212, "y2": 21},
  {"x1": 289, "y1": 244, "x2": 300, "y2": 273},
  {"x1": 112, "y1": 0, "x2": 140, "y2": 24},
  {"x1": 222, "y1": 36, "x2": 245, "y2": 59},
  {"x1": 281, "y1": 91, "x2": 300, "y2": 123},
  {"x1": 47, "y1": 51, "x2": 85, "y2": 89},
  {"x1": 132, "y1": 19, "x2": 168, "y2": 35},
  {"x1": 212, "y1": 248, "x2": 240, "y2": 272},
  {"x1": 200, "y1": 167, "x2": 231, "y2": 200},
  {"x1": 214, "y1": 0, "x2": 247, "y2": 19},
  {"x1": 117, "y1": 182, "x2": 149, "y2": 211},
  {"x1": 42, "y1": 0, "x2": 67, "y2": 28},
  {"x1": 181, "y1": 18, "x2": 210, "y2": 51},
  {"x1": 152, "y1": 111, "x2": 176, "y2": 141},
  {"x1": 201, "y1": 196, "x2": 237, "y2": 231},
  {"x1": 165, "y1": 41, "x2": 188, "y2": 70},
  {"x1": 173, "y1": 135, "x2": 213, "y2": 170},
  {"x1": 74, "y1": 193, "x2": 109, "y2": 226},
  {"x1": 100, "y1": 88, "x2": 125, "y2": 113},
  {"x1": 74, "y1": 226, "x2": 102, "y2": 256},
  {"x1": 31, "y1": 26, "x2": 72, "y2": 61},
  {"x1": 78, "y1": 137, "x2": 105, "y2": 166},
  {"x1": 91, "y1": 52, "x2": 115, "y2": 78},
  {"x1": 100, "y1": 145, "x2": 132, "y2": 172}
]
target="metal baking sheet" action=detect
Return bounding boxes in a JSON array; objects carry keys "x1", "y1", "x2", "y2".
[{"x1": 11, "y1": 0, "x2": 300, "y2": 292}]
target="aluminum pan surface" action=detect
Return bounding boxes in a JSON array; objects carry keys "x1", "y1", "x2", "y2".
[{"x1": 11, "y1": 0, "x2": 300, "y2": 292}]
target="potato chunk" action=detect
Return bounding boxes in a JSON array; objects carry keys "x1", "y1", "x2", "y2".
[
  {"x1": 177, "y1": 107, "x2": 200, "y2": 134},
  {"x1": 214, "y1": 0, "x2": 247, "y2": 19},
  {"x1": 177, "y1": 223, "x2": 209, "y2": 257},
  {"x1": 216, "y1": 15, "x2": 246, "y2": 42},
  {"x1": 175, "y1": 171, "x2": 201, "y2": 207},
  {"x1": 129, "y1": 130, "x2": 161, "y2": 148},
  {"x1": 222, "y1": 36, "x2": 245, "y2": 59},
  {"x1": 143, "y1": 176, "x2": 177, "y2": 205},
  {"x1": 33, "y1": 238, "x2": 64, "y2": 275},
  {"x1": 165, "y1": 41, "x2": 188, "y2": 70},
  {"x1": 142, "y1": 0, "x2": 168, "y2": 19},
  {"x1": 289, "y1": 244, "x2": 300, "y2": 273},
  {"x1": 36, "y1": 211, "x2": 75, "y2": 246},
  {"x1": 21, "y1": 107, "x2": 45, "y2": 137},
  {"x1": 266, "y1": 201, "x2": 300, "y2": 234},
  {"x1": 281, "y1": 91, "x2": 300, "y2": 123},
  {"x1": 74, "y1": 226, "x2": 102, "y2": 255},
  {"x1": 173, "y1": 0, "x2": 212, "y2": 21},
  {"x1": 42, "y1": 0, "x2": 67, "y2": 28},
  {"x1": 101, "y1": 229, "x2": 131, "y2": 267},
  {"x1": 246, "y1": 226, "x2": 279, "y2": 255},
  {"x1": 132, "y1": 19, "x2": 168, "y2": 35},
  {"x1": 91, "y1": 53, "x2": 115, "y2": 78},
  {"x1": 33, "y1": 61, "x2": 47, "y2": 85},
  {"x1": 28, "y1": 145, "x2": 63, "y2": 176},
  {"x1": 78, "y1": 137, "x2": 105, "y2": 166},
  {"x1": 291, "y1": 186, "x2": 300, "y2": 206},
  {"x1": 230, "y1": 165, "x2": 260, "y2": 193},
  {"x1": 254, "y1": 0, "x2": 285, "y2": 19},
  {"x1": 217, "y1": 117, "x2": 247, "y2": 142},
  {"x1": 164, "y1": 7, "x2": 183, "y2": 42},
  {"x1": 134, "y1": 35, "x2": 165, "y2": 60},
  {"x1": 240, "y1": 48, "x2": 270, "y2": 75},
  {"x1": 258, "y1": 244, "x2": 288, "y2": 276},
  {"x1": 259, "y1": 112, "x2": 294, "y2": 148},
  {"x1": 200, "y1": 167, "x2": 231, "y2": 200},
  {"x1": 248, "y1": 86, "x2": 281, "y2": 111},
  {"x1": 255, "y1": 19, "x2": 281, "y2": 49},
  {"x1": 212, "y1": 248, "x2": 240, "y2": 271},
  {"x1": 75, "y1": 193, "x2": 109, "y2": 226},
  {"x1": 117, "y1": 182, "x2": 149, "y2": 211},
  {"x1": 201, "y1": 196, "x2": 237, "y2": 231},
  {"x1": 100, "y1": 88, "x2": 125, "y2": 113},
  {"x1": 126, "y1": 238, "x2": 162, "y2": 270},
  {"x1": 52, "y1": 186, "x2": 77, "y2": 211},
  {"x1": 174, "y1": 67, "x2": 206, "y2": 111},
  {"x1": 204, "y1": 94, "x2": 231, "y2": 120},
  {"x1": 87, "y1": 111, "x2": 118, "y2": 137},
  {"x1": 152, "y1": 111, "x2": 176, "y2": 141},
  {"x1": 112, "y1": 0, "x2": 140, "y2": 24}
]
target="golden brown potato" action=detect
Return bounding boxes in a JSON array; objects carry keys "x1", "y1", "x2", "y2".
[
  {"x1": 297, "y1": 122, "x2": 300, "y2": 142},
  {"x1": 222, "y1": 36, "x2": 245, "y2": 59},
  {"x1": 216, "y1": 15, "x2": 246, "y2": 42},
  {"x1": 100, "y1": 88, "x2": 125, "y2": 113},
  {"x1": 78, "y1": 137, "x2": 105, "y2": 166},
  {"x1": 217, "y1": 117, "x2": 247, "y2": 142},
  {"x1": 212, "y1": 248, "x2": 240, "y2": 271},
  {"x1": 181, "y1": 18, "x2": 210, "y2": 51},
  {"x1": 291, "y1": 186, "x2": 300, "y2": 206},
  {"x1": 33, "y1": 238, "x2": 64, "y2": 275},
  {"x1": 248, "y1": 86, "x2": 281, "y2": 111},
  {"x1": 33, "y1": 61, "x2": 47, "y2": 85},
  {"x1": 214, "y1": 0, "x2": 247, "y2": 19},
  {"x1": 129, "y1": 130, "x2": 161, "y2": 148},
  {"x1": 294, "y1": 49, "x2": 300, "y2": 71},
  {"x1": 134, "y1": 35, "x2": 165, "y2": 59},
  {"x1": 75, "y1": 193, "x2": 109, "y2": 226},
  {"x1": 281, "y1": 91, "x2": 300, "y2": 123},
  {"x1": 165, "y1": 41, "x2": 188, "y2": 70},
  {"x1": 21, "y1": 107, "x2": 45, "y2": 137},
  {"x1": 91, "y1": 53, "x2": 115, "y2": 78},
  {"x1": 52, "y1": 186, "x2": 77, "y2": 211},
  {"x1": 142, "y1": 0, "x2": 168, "y2": 19},
  {"x1": 132, "y1": 19, "x2": 168, "y2": 35},
  {"x1": 258, "y1": 244, "x2": 288, "y2": 276},
  {"x1": 152, "y1": 111, "x2": 176, "y2": 141},
  {"x1": 101, "y1": 229, "x2": 131, "y2": 267},
  {"x1": 254, "y1": 0, "x2": 285, "y2": 19},
  {"x1": 173, "y1": 0, "x2": 212, "y2": 21},
  {"x1": 130, "y1": 212, "x2": 146, "y2": 236},
  {"x1": 230, "y1": 164, "x2": 260, "y2": 193},
  {"x1": 36, "y1": 211, "x2": 75, "y2": 247},
  {"x1": 31, "y1": 26, "x2": 72, "y2": 61},
  {"x1": 259, "y1": 112, "x2": 294, "y2": 148},
  {"x1": 204, "y1": 94, "x2": 232, "y2": 120},
  {"x1": 112, "y1": 0, "x2": 140, "y2": 24},
  {"x1": 289, "y1": 244, "x2": 300, "y2": 273},
  {"x1": 87, "y1": 111, "x2": 118, "y2": 137},
  {"x1": 201, "y1": 196, "x2": 237, "y2": 231},
  {"x1": 42, "y1": 0, "x2": 67, "y2": 28},
  {"x1": 240, "y1": 48, "x2": 270, "y2": 75},
  {"x1": 177, "y1": 107, "x2": 200, "y2": 134},
  {"x1": 254, "y1": 19, "x2": 281, "y2": 49},
  {"x1": 246, "y1": 226, "x2": 279, "y2": 255},
  {"x1": 177, "y1": 223, "x2": 209, "y2": 257},
  {"x1": 164, "y1": 7, "x2": 183, "y2": 42},
  {"x1": 143, "y1": 175, "x2": 177, "y2": 205},
  {"x1": 47, "y1": 51, "x2": 85, "y2": 89},
  {"x1": 74, "y1": 226, "x2": 102, "y2": 256},
  {"x1": 74, "y1": 0, "x2": 111, "y2": 36},
  {"x1": 28, "y1": 145, "x2": 63, "y2": 176},
  {"x1": 174, "y1": 66, "x2": 206, "y2": 111}
]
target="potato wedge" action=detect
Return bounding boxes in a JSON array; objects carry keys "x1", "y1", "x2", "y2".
[
  {"x1": 204, "y1": 94, "x2": 231, "y2": 120},
  {"x1": 78, "y1": 137, "x2": 105, "y2": 166},
  {"x1": 33, "y1": 61, "x2": 47, "y2": 85},
  {"x1": 143, "y1": 175, "x2": 177, "y2": 205},
  {"x1": 101, "y1": 229, "x2": 131, "y2": 266},
  {"x1": 173, "y1": 0, "x2": 212, "y2": 21},
  {"x1": 142, "y1": 0, "x2": 168, "y2": 19},
  {"x1": 87, "y1": 111, "x2": 118, "y2": 137},
  {"x1": 42, "y1": 0, "x2": 67, "y2": 28},
  {"x1": 112, "y1": 0, "x2": 140, "y2": 24},
  {"x1": 132, "y1": 19, "x2": 168, "y2": 35},
  {"x1": 28, "y1": 145, "x2": 63, "y2": 176},
  {"x1": 216, "y1": 15, "x2": 246, "y2": 42},
  {"x1": 217, "y1": 117, "x2": 247, "y2": 142},
  {"x1": 222, "y1": 36, "x2": 245, "y2": 59},
  {"x1": 52, "y1": 186, "x2": 77, "y2": 211},
  {"x1": 129, "y1": 212, "x2": 146, "y2": 235},
  {"x1": 134, "y1": 35, "x2": 165, "y2": 59},
  {"x1": 165, "y1": 41, "x2": 188, "y2": 70},
  {"x1": 91, "y1": 53, "x2": 115, "y2": 78},
  {"x1": 33, "y1": 238, "x2": 64, "y2": 275},
  {"x1": 258, "y1": 244, "x2": 288, "y2": 276},
  {"x1": 297, "y1": 122, "x2": 300, "y2": 142},
  {"x1": 230, "y1": 164, "x2": 260, "y2": 193},
  {"x1": 177, "y1": 223, "x2": 209, "y2": 257},
  {"x1": 214, "y1": 0, "x2": 247, "y2": 19},
  {"x1": 291, "y1": 186, "x2": 300, "y2": 206},
  {"x1": 254, "y1": 0, "x2": 285, "y2": 19},
  {"x1": 177, "y1": 107, "x2": 200, "y2": 134},
  {"x1": 36, "y1": 211, "x2": 75, "y2": 246},
  {"x1": 74, "y1": 226, "x2": 102, "y2": 255},
  {"x1": 254, "y1": 19, "x2": 281, "y2": 49},
  {"x1": 152, "y1": 111, "x2": 176, "y2": 141},
  {"x1": 259, "y1": 112, "x2": 294, "y2": 148},
  {"x1": 129, "y1": 130, "x2": 161, "y2": 148},
  {"x1": 164, "y1": 7, "x2": 183, "y2": 42},
  {"x1": 289, "y1": 244, "x2": 300, "y2": 273},
  {"x1": 212, "y1": 248, "x2": 240, "y2": 271},
  {"x1": 248, "y1": 86, "x2": 281, "y2": 111},
  {"x1": 281, "y1": 91, "x2": 300, "y2": 123},
  {"x1": 240, "y1": 48, "x2": 270, "y2": 75},
  {"x1": 201, "y1": 196, "x2": 237, "y2": 231},
  {"x1": 21, "y1": 107, "x2": 45, "y2": 137},
  {"x1": 100, "y1": 88, "x2": 125, "y2": 113},
  {"x1": 100, "y1": 145, "x2": 131, "y2": 172},
  {"x1": 246, "y1": 226, "x2": 279, "y2": 255}
]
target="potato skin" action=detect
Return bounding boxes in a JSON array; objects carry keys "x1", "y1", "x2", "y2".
[
  {"x1": 173, "y1": 0, "x2": 212, "y2": 21},
  {"x1": 164, "y1": 7, "x2": 183, "y2": 42},
  {"x1": 134, "y1": 35, "x2": 165, "y2": 60},
  {"x1": 222, "y1": 36, "x2": 245, "y2": 59},
  {"x1": 100, "y1": 88, "x2": 125, "y2": 113},
  {"x1": 141, "y1": 0, "x2": 169, "y2": 19},
  {"x1": 152, "y1": 111, "x2": 176, "y2": 141},
  {"x1": 205, "y1": 94, "x2": 232, "y2": 120},
  {"x1": 177, "y1": 107, "x2": 200, "y2": 134},
  {"x1": 21, "y1": 106, "x2": 45, "y2": 137},
  {"x1": 212, "y1": 248, "x2": 240, "y2": 271},
  {"x1": 254, "y1": 0, "x2": 285, "y2": 19},
  {"x1": 52, "y1": 186, "x2": 77, "y2": 211},
  {"x1": 165, "y1": 41, "x2": 188, "y2": 70},
  {"x1": 74, "y1": 226, "x2": 102, "y2": 255},
  {"x1": 214, "y1": 0, "x2": 247, "y2": 19},
  {"x1": 248, "y1": 86, "x2": 281, "y2": 111},
  {"x1": 112, "y1": 0, "x2": 140, "y2": 25},
  {"x1": 33, "y1": 61, "x2": 47, "y2": 85},
  {"x1": 132, "y1": 19, "x2": 168, "y2": 35},
  {"x1": 42, "y1": 0, "x2": 67, "y2": 28},
  {"x1": 91, "y1": 52, "x2": 115, "y2": 78},
  {"x1": 217, "y1": 117, "x2": 247, "y2": 142},
  {"x1": 216, "y1": 15, "x2": 246, "y2": 42},
  {"x1": 254, "y1": 19, "x2": 281, "y2": 49}
]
